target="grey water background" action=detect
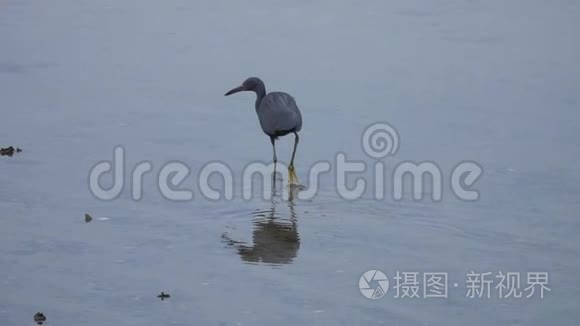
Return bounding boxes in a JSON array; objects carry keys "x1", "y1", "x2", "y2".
[{"x1": 1, "y1": 0, "x2": 579, "y2": 325}]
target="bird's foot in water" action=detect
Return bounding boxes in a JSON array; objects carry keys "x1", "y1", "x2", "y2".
[{"x1": 288, "y1": 166, "x2": 305, "y2": 190}]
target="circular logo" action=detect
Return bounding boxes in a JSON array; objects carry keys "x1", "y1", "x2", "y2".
[
  {"x1": 362, "y1": 122, "x2": 400, "y2": 159},
  {"x1": 359, "y1": 270, "x2": 389, "y2": 299}
]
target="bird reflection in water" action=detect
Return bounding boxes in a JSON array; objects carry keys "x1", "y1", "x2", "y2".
[{"x1": 223, "y1": 183, "x2": 300, "y2": 265}]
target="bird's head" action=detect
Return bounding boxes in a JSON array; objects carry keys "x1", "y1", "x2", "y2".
[{"x1": 225, "y1": 77, "x2": 264, "y2": 96}]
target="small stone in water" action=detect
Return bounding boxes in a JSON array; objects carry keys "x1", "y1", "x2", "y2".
[
  {"x1": 1, "y1": 146, "x2": 22, "y2": 157},
  {"x1": 157, "y1": 292, "x2": 171, "y2": 300},
  {"x1": 33, "y1": 312, "x2": 46, "y2": 325}
]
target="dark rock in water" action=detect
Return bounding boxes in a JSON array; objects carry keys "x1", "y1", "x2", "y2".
[
  {"x1": 33, "y1": 312, "x2": 46, "y2": 325},
  {"x1": 157, "y1": 291, "x2": 171, "y2": 300},
  {"x1": 1, "y1": 146, "x2": 14, "y2": 156},
  {"x1": 85, "y1": 213, "x2": 93, "y2": 223},
  {"x1": 1, "y1": 146, "x2": 22, "y2": 157}
]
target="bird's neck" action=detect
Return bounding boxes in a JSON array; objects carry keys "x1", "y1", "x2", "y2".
[{"x1": 254, "y1": 86, "x2": 266, "y2": 109}]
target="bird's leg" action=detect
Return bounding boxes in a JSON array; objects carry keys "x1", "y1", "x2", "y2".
[
  {"x1": 270, "y1": 136, "x2": 277, "y2": 167},
  {"x1": 288, "y1": 132, "x2": 301, "y2": 186},
  {"x1": 270, "y1": 136, "x2": 278, "y2": 186}
]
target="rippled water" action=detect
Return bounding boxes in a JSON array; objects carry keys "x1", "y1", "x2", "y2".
[{"x1": 1, "y1": 0, "x2": 579, "y2": 325}]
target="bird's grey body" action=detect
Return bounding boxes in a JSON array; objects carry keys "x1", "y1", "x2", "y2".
[
  {"x1": 225, "y1": 77, "x2": 303, "y2": 185},
  {"x1": 256, "y1": 92, "x2": 302, "y2": 138}
]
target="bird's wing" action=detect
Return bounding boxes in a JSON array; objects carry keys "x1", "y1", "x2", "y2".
[{"x1": 257, "y1": 92, "x2": 302, "y2": 136}]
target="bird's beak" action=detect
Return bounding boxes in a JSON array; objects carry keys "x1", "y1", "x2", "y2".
[{"x1": 224, "y1": 85, "x2": 246, "y2": 96}]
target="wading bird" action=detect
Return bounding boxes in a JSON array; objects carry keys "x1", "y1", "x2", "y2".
[{"x1": 225, "y1": 77, "x2": 303, "y2": 186}]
